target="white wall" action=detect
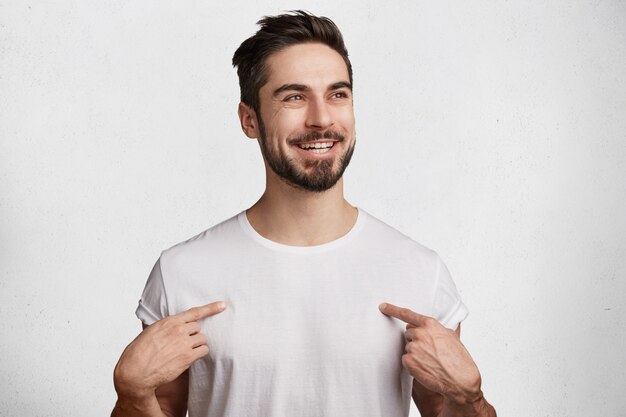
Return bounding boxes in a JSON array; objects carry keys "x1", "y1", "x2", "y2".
[{"x1": 1, "y1": 1, "x2": 625, "y2": 416}]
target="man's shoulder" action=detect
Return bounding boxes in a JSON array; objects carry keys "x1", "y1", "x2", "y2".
[
  {"x1": 359, "y1": 208, "x2": 439, "y2": 260},
  {"x1": 159, "y1": 210, "x2": 244, "y2": 260}
]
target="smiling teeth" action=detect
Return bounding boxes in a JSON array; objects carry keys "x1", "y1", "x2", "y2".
[
  {"x1": 298, "y1": 142, "x2": 334, "y2": 149},
  {"x1": 308, "y1": 148, "x2": 330, "y2": 153}
]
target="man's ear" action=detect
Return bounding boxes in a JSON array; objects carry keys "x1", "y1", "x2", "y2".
[{"x1": 238, "y1": 102, "x2": 260, "y2": 139}]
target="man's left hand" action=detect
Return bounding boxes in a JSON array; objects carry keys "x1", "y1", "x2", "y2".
[{"x1": 378, "y1": 302, "x2": 483, "y2": 404}]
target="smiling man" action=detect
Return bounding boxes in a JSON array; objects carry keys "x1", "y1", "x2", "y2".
[{"x1": 112, "y1": 10, "x2": 496, "y2": 417}]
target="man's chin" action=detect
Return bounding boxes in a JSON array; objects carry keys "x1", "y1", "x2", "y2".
[
  {"x1": 282, "y1": 174, "x2": 341, "y2": 193},
  {"x1": 289, "y1": 183, "x2": 338, "y2": 193}
]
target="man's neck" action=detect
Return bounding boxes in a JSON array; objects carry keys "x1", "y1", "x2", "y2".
[{"x1": 245, "y1": 177, "x2": 358, "y2": 247}]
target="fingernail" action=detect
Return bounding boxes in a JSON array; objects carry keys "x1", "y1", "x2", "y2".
[
  {"x1": 218, "y1": 302, "x2": 226, "y2": 309},
  {"x1": 379, "y1": 303, "x2": 387, "y2": 310}
]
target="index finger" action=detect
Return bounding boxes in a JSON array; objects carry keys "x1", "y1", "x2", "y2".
[
  {"x1": 378, "y1": 302, "x2": 427, "y2": 326},
  {"x1": 177, "y1": 301, "x2": 227, "y2": 323}
]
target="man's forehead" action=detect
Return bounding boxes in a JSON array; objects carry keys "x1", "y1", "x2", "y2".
[{"x1": 262, "y1": 43, "x2": 350, "y2": 92}]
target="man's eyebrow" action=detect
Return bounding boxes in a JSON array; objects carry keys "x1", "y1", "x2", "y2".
[
  {"x1": 272, "y1": 81, "x2": 353, "y2": 97},
  {"x1": 273, "y1": 84, "x2": 310, "y2": 97},
  {"x1": 330, "y1": 81, "x2": 352, "y2": 91}
]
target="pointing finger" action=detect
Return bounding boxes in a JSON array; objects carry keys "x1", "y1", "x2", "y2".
[
  {"x1": 379, "y1": 302, "x2": 427, "y2": 327},
  {"x1": 177, "y1": 301, "x2": 227, "y2": 323}
]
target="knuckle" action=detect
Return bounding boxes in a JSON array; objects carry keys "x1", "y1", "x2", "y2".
[
  {"x1": 194, "y1": 345, "x2": 210, "y2": 358},
  {"x1": 187, "y1": 307, "x2": 200, "y2": 320},
  {"x1": 423, "y1": 317, "x2": 437, "y2": 327},
  {"x1": 162, "y1": 316, "x2": 177, "y2": 328},
  {"x1": 182, "y1": 351, "x2": 195, "y2": 365},
  {"x1": 401, "y1": 354, "x2": 412, "y2": 367}
]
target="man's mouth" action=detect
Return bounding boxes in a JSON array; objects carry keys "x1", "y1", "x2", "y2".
[{"x1": 296, "y1": 141, "x2": 336, "y2": 154}]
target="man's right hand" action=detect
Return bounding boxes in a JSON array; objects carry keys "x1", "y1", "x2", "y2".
[{"x1": 113, "y1": 301, "x2": 227, "y2": 400}]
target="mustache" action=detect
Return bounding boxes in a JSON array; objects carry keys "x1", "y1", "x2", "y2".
[{"x1": 290, "y1": 130, "x2": 345, "y2": 144}]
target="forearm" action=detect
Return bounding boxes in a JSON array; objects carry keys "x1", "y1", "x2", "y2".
[
  {"x1": 439, "y1": 391, "x2": 497, "y2": 417},
  {"x1": 111, "y1": 392, "x2": 169, "y2": 417}
]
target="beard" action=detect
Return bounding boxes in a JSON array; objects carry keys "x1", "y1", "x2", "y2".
[{"x1": 257, "y1": 115, "x2": 356, "y2": 193}]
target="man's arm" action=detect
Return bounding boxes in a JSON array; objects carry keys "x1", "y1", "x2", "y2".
[
  {"x1": 111, "y1": 372, "x2": 188, "y2": 417},
  {"x1": 111, "y1": 302, "x2": 226, "y2": 417},
  {"x1": 411, "y1": 324, "x2": 496, "y2": 417},
  {"x1": 378, "y1": 304, "x2": 497, "y2": 417},
  {"x1": 111, "y1": 323, "x2": 189, "y2": 417}
]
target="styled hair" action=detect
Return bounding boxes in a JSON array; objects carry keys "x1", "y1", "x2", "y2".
[{"x1": 232, "y1": 10, "x2": 353, "y2": 115}]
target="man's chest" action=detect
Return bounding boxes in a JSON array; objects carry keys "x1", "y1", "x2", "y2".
[{"x1": 168, "y1": 254, "x2": 434, "y2": 373}]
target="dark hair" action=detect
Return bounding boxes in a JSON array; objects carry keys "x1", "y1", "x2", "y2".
[{"x1": 232, "y1": 10, "x2": 353, "y2": 115}]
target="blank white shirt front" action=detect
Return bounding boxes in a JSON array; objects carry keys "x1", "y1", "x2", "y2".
[{"x1": 136, "y1": 207, "x2": 468, "y2": 417}]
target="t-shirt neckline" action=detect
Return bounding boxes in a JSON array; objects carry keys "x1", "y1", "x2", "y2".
[{"x1": 237, "y1": 206, "x2": 367, "y2": 254}]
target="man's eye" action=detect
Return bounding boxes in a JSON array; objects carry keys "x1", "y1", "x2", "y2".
[
  {"x1": 332, "y1": 92, "x2": 348, "y2": 99},
  {"x1": 286, "y1": 94, "x2": 303, "y2": 101}
]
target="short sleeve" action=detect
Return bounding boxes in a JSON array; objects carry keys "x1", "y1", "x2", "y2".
[
  {"x1": 432, "y1": 254, "x2": 469, "y2": 330},
  {"x1": 135, "y1": 255, "x2": 170, "y2": 325}
]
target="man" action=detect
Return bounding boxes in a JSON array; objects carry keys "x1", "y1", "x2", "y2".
[{"x1": 112, "y1": 10, "x2": 496, "y2": 417}]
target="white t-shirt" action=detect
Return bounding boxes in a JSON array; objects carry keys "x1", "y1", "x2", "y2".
[{"x1": 136, "y1": 207, "x2": 469, "y2": 417}]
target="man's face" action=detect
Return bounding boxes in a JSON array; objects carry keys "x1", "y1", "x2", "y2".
[{"x1": 255, "y1": 42, "x2": 356, "y2": 193}]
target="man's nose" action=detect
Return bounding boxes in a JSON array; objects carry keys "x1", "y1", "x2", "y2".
[{"x1": 305, "y1": 98, "x2": 334, "y2": 130}]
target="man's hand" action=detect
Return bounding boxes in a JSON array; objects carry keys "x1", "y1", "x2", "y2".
[
  {"x1": 113, "y1": 301, "x2": 227, "y2": 400},
  {"x1": 378, "y1": 302, "x2": 482, "y2": 406}
]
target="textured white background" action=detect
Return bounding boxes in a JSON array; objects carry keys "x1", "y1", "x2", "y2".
[{"x1": 1, "y1": 1, "x2": 625, "y2": 416}]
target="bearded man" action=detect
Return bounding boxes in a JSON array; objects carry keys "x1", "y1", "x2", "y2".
[{"x1": 112, "y1": 10, "x2": 497, "y2": 417}]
